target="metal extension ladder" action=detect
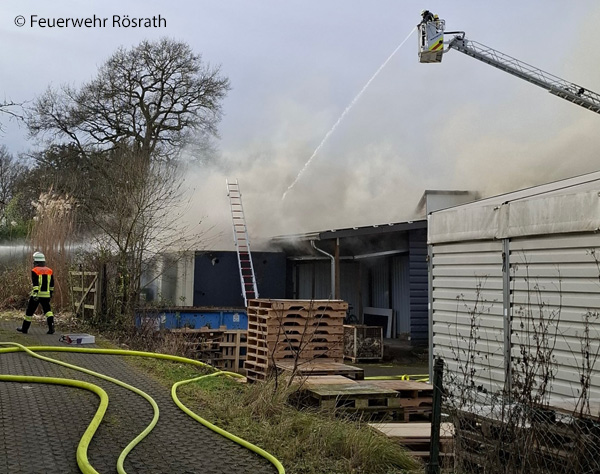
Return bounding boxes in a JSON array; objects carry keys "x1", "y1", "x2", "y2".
[{"x1": 226, "y1": 179, "x2": 259, "y2": 307}]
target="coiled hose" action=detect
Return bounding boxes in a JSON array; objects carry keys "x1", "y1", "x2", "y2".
[{"x1": 0, "y1": 344, "x2": 285, "y2": 474}]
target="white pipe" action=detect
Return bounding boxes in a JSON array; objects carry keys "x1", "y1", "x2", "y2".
[{"x1": 310, "y1": 240, "x2": 335, "y2": 299}]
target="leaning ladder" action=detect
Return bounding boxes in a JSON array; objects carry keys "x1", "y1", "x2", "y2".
[{"x1": 226, "y1": 179, "x2": 259, "y2": 306}]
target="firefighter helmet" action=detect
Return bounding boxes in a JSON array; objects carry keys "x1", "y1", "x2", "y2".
[{"x1": 33, "y1": 251, "x2": 46, "y2": 262}]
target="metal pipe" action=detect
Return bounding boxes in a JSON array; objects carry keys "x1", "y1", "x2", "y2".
[
  {"x1": 311, "y1": 240, "x2": 335, "y2": 299},
  {"x1": 427, "y1": 358, "x2": 444, "y2": 474},
  {"x1": 334, "y1": 238, "x2": 341, "y2": 299}
]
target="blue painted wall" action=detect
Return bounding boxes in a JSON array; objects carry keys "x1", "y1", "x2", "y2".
[{"x1": 193, "y1": 251, "x2": 286, "y2": 307}]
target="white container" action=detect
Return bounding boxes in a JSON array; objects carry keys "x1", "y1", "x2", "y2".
[{"x1": 62, "y1": 334, "x2": 95, "y2": 345}]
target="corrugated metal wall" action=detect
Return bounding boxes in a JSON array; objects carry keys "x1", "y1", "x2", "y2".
[
  {"x1": 392, "y1": 255, "x2": 411, "y2": 336},
  {"x1": 340, "y1": 262, "x2": 361, "y2": 321},
  {"x1": 431, "y1": 240, "x2": 506, "y2": 392},
  {"x1": 370, "y1": 258, "x2": 390, "y2": 308},
  {"x1": 409, "y1": 229, "x2": 428, "y2": 342},
  {"x1": 297, "y1": 261, "x2": 331, "y2": 299},
  {"x1": 431, "y1": 233, "x2": 600, "y2": 399},
  {"x1": 510, "y1": 233, "x2": 600, "y2": 399}
]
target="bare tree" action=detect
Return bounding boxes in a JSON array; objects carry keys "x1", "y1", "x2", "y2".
[
  {"x1": 22, "y1": 39, "x2": 229, "y2": 322},
  {"x1": 0, "y1": 99, "x2": 23, "y2": 132},
  {"x1": 27, "y1": 38, "x2": 230, "y2": 162},
  {"x1": 0, "y1": 146, "x2": 26, "y2": 221},
  {"x1": 84, "y1": 145, "x2": 204, "y2": 319}
]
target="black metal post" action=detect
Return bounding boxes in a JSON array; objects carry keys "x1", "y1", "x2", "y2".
[{"x1": 427, "y1": 357, "x2": 444, "y2": 474}]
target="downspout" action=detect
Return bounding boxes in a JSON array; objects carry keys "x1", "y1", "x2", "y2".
[{"x1": 311, "y1": 240, "x2": 335, "y2": 299}]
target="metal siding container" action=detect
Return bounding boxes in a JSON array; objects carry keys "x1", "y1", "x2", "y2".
[
  {"x1": 509, "y1": 233, "x2": 600, "y2": 400},
  {"x1": 431, "y1": 239, "x2": 505, "y2": 393},
  {"x1": 138, "y1": 309, "x2": 248, "y2": 330},
  {"x1": 160, "y1": 254, "x2": 178, "y2": 303}
]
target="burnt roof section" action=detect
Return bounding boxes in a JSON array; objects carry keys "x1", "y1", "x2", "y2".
[
  {"x1": 319, "y1": 220, "x2": 426, "y2": 240},
  {"x1": 270, "y1": 219, "x2": 427, "y2": 259}
]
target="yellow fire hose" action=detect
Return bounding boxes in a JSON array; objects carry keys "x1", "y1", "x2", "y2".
[
  {"x1": 365, "y1": 374, "x2": 429, "y2": 382},
  {"x1": 0, "y1": 344, "x2": 285, "y2": 474},
  {"x1": 0, "y1": 342, "x2": 160, "y2": 474},
  {"x1": 0, "y1": 374, "x2": 108, "y2": 474}
]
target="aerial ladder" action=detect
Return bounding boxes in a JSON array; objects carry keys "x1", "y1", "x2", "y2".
[
  {"x1": 226, "y1": 179, "x2": 259, "y2": 307},
  {"x1": 417, "y1": 13, "x2": 600, "y2": 114}
]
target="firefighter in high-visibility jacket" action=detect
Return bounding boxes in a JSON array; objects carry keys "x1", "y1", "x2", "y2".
[{"x1": 17, "y1": 252, "x2": 55, "y2": 334}]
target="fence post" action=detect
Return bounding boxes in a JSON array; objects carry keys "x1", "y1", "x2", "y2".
[{"x1": 428, "y1": 357, "x2": 444, "y2": 474}]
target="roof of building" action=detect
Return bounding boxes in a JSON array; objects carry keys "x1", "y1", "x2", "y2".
[
  {"x1": 429, "y1": 170, "x2": 600, "y2": 244},
  {"x1": 271, "y1": 219, "x2": 427, "y2": 259}
]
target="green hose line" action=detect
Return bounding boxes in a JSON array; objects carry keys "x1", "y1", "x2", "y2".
[
  {"x1": 172, "y1": 371, "x2": 286, "y2": 474},
  {"x1": 0, "y1": 342, "x2": 160, "y2": 474},
  {"x1": 0, "y1": 374, "x2": 108, "y2": 474},
  {"x1": 0, "y1": 344, "x2": 286, "y2": 473},
  {"x1": 0, "y1": 345, "x2": 211, "y2": 369}
]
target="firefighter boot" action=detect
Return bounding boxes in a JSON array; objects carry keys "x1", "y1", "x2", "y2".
[
  {"x1": 46, "y1": 316, "x2": 55, "y2": 335},
  {"x1": 17, "y1": 320, "x2": 31, "y2": 334}
]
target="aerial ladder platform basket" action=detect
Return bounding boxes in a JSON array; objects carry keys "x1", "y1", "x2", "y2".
[{"x1": 417, "y1": 12, "x2": 600, "y2": 114}]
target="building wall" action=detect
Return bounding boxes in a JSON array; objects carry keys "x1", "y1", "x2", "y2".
[
  {"x1": 291, "y1": 252, "x2": 416, "y2": 339},
  {"x1": 392, "y1": 254, "x2": 411, "y2": 336},
  {"x1": 294, "y1": 260, "x2": 361, "y2": 317},
  {"x1": 430, "y1": 239, "x2": 505, "y2": 393},
  {"x1": 510, "y1": 233, "x2": 600, "y2": 400},
  {"x1": 193, "y1": 251, "x2": 286, "y2": 307},
  {"x1": 409, "y1": 229, "x2": 429, "y2": 343},
  {"x1": 430, "y1": 232, "x2": 600, "y2": 399}
]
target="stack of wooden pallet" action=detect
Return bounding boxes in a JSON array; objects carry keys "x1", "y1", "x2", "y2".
[
  {"x1": 216, "y1": 329, "x2": 247, "y2": 372},
  {"x1": 299, "y1": 377, "x2": 433, "y2": 422},
  {"x1": 245, "y1": 299, "x2": 349, "y2": 382},
  {"x1": 299, "y1": 376, "x2": 447, "y2": 461},
  {"x1": 369, "y1": 422, "x2": 454, "y2": 460},
  {"x1": 170, "y1": 326, "x2": 247, "y2": 373}
]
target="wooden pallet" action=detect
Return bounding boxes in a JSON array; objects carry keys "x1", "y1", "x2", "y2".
[
  {"x1": 248, "y1": 307, "x2": 345, "y2": 320},
  {"x1": 452, "y1": 407, "x2": 600, "y2": 472},
  {"x1": 275, "y1": 360, "x2": 364, "y2": 380},
  {"x1": 300, "y1": 375, "x2": 359, "y2": 387},
  {"x1": 247, "y1": 324, "x2": 344, "y2": 337},
  {"x1": 370, "y1": 422, "x2": 454, "y2": 459},
  {"x1": 297, "y1": 382, "x2": 431, "y2": 421},
  {"x1": 248, "y1": 299, "x2": 348, "y2": 312},
  {"x1": 245, "y1": 299, "x2": 347, "y2": 381},
  {"x1": 213, "y1": 330, "x2": 247, "y2": 372},
  {"x1": 367, "y1": 380, "x2": 433, "y2": 408},
  {"x1": 171, "y1": 327, "x2": 247, "y2": 373},
  {"x1": 303, "y1": 384, "x2": 400, "y2": 409}
]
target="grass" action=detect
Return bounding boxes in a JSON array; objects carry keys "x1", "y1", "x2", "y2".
[{"x1": 132, "y1": 357, "x2": 423, "y2": 474}]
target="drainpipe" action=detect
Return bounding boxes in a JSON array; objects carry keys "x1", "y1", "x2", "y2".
[
  {"x1": 334, "y1": 238, "x2": 341, "y2": 299},
  {"x1": 311, "y1": 240, "x2": 335, "y2": 299}
]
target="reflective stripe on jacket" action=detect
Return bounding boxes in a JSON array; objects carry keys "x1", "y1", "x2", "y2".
[{"x1": 31, "y1": 266, "x2": 54, "y2": 298}]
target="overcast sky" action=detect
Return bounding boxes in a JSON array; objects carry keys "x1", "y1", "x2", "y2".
[{"x1": 1, "y1": 1, "x2": 600, "y2": 248}]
